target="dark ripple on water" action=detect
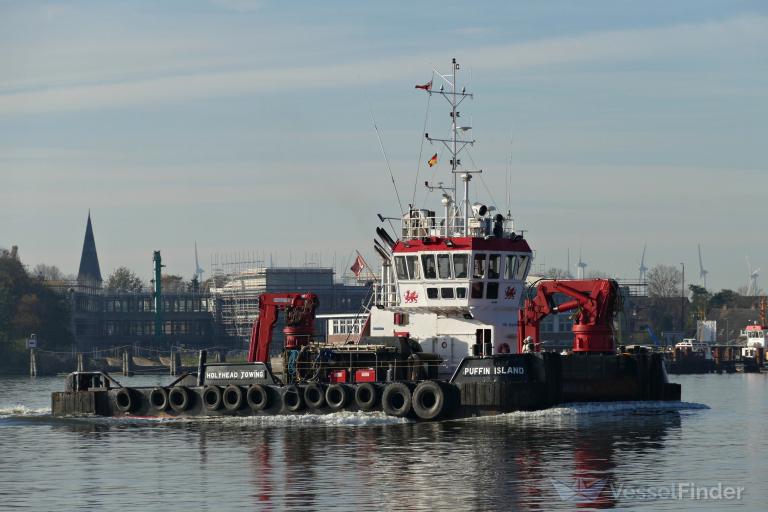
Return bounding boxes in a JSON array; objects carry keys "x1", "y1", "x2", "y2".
[{"x1": 0, "y1": 374, "x2": 764, "y2": 511}]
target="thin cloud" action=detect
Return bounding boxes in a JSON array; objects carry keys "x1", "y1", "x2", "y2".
[{"x1": 0, "y1": 14, "x2": 764, "y2": 116}]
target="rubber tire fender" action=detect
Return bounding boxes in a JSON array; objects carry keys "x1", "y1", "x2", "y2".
[
  {"x1": 149, "y1": 387, "x2": 169, "y2": 411},
  {"x1": 203, "y1": 385, "x2": 223, "y2": 411},
  {"x1": 354, "y1": 383, "x2": 380, "y2": 411},
  {"x1": 223, "y1": 385, "x2": 244, "y2": 411},
  {"x1": 412, "y1": 381, "x2": 446, "y2": 420},
  {"x1": 168, "y1": 387, "x2": 191, "y2": 412},
  {"x1": 282, "y1": 385, "x2": 305, "y2": 412},
  {"x1": 325, "y1": 384, "x2": 351, "y2": 411},
  {"x1": 246, "y1": 384, "x2": 271, "y2": 411},
  {"x1": 381, "y1": 382, "x2": 413, "y2": 418},
  {"x1": 304, "y1": 382, "x2": 326, "y2": 410},
  {"x1": 114, "y1": 387, "x2": 136, "y2": 413}
]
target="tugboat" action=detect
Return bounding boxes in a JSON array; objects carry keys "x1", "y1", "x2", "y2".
[
  {"x1": 52, "y1": 59, "x2": 681, "y2": 421},
  {"x1": 668, "y1": 339, "x2": 716, "y2": 374}
]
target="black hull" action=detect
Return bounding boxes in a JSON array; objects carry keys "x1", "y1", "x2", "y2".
[{"x1": 52, "y1": 352, "x2": 681, "y2": 421}]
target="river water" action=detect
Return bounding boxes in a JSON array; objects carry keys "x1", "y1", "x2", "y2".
[{"x1": 0, "y1": 373, "x2": 764, "y2": 511}]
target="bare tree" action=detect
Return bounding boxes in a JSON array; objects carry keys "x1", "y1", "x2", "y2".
[
  {"x1": 544, "y1": 267, "x2": 571, "y2": 279},
  {"x1": 587, "y1": 269, "x2": 610, "y2": 279},
  {"x1": 647, "y1": 264, "x2": 682, "y2": 297},
  {"x1": 32, "y1": 263, "x2": 63, "y2": 281}
]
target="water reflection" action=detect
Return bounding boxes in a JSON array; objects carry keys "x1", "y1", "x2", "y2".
[{"x1": 19, "y1": 408, "x2": 682, "y2": 511}]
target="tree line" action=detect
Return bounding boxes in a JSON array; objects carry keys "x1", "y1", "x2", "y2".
[{"x1": 0, "y1": 250, "x2": 73, "y2": 356}]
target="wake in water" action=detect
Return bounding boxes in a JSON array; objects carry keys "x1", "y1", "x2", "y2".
[
  {"x1": 0, "y1": 400, "x2": 707, "y2": 426},
  {"x1": 0, "y1": 405, "x2": 51, "y2": 418}
]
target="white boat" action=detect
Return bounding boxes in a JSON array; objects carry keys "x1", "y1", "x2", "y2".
[{"x1": 367, "y1": 58, "x2": 534, "y2": 376}]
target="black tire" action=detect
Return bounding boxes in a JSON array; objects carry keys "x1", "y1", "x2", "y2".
[
  {"x1": 325, "y1": 384, "x2": 351, "y2": 411},
  {"x1": 149, "y1": 387, "x2": 168, "y2": 411},
  {"x1": 412, "y1": 381, "x2": 446, "y2": 420},
  {"x1": 304, "y1": 383, "x2": 326, "y2": 410},
  {"x1": 203, "y1": 385, "x2": 223, "y2": 411},
  {"x1": 246, "y1": 384, "x2": 271, "y2": 411},
  {"x1": 114, "y1": 387, "x2": 136, "y2": 413},
  {"x1": 168, "y1": 387, "x2": 191, "y2": 412},
  {"x1": 223, "y1": 385, "x2": 244, "y2": 411},
  {"x1": 354, "y1": 383, "x2": 379, "y2": 411},
  {"x1": 382, "y1": 382, "x2": 412, "y2": 417},
  {"x1": 282, "y1": 385, "x2": 304, "y2": 412}
]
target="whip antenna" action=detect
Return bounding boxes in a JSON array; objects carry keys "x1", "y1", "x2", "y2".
[{"x1": 370, "y1": 107, "x2": 405, "y2": 215}]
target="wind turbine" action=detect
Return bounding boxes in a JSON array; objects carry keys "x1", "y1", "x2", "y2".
[
  {"x1": 747, "y1": 256, "x2": 760, "y2": 296},
  {"x1": 698, "y1": 244, "x2": 708, "y2": 289},
  {"x1": 638, "y1": 244, "x2": 648, "y2": 284},
  {"x1": 194, "y1": 242, "x2": 205, "y2": 282},
  {"x1": 576, "y1": 247, "x2": 588, "y2": 279}
]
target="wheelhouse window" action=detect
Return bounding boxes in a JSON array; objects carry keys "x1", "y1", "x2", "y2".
[
  {"x1": 437, "y1": 253, "x2": 452, "y2": 279},
  {"x1": 515, "y1": 255, "x2": 530, "y2": 280},
  {"x1": 486, "y1": 282, "x2": 499, "y2": 299},
  {"x1": 453, "y1": 254, "x2": 468, "y2": 278},
  {"x1": 472, "y1": 254, "x2": 487, "y2": 279},
  {"x1": 441, "y1": 288, "x2": 454, "y2": 299},
  {"x1": 421, "y1": 254, "x2": 437, "y2": 279},
  {"x1": 471, "y1": 282, "x2": 484, "y2": 299},
  {"x1": 488, "y1": 254, "x2": 500, "y2": 279},
  {"x1": 405, "y1": 255, "x2": 420, "y2": 279},
  {"x1": 395, "y1": 256, "x2": 408, "y2": 280},
  {"x1": 504, "y1": 255, "x2": 518, "y2": 279}
]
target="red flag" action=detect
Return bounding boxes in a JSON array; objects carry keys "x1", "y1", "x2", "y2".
[
  {"x1": 350, "y1": 254, "x2": 365, "y2": 277},
  {"x1": 415, "y1": 80, "x2": 432, "y2": 91},
  {"x1": 427, "y1": 153, "x2": 438, "y2": 167}
]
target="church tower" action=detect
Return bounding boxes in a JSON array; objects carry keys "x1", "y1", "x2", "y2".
[{"x1": 77, "y1": 212, "x2": 102, "y2": 286}]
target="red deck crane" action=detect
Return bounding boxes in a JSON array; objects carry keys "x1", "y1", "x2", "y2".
[
  {"x1": 247, "y1": 293, "x2": 319, "y2": 363},
  {"x1": 518, "y1": 279, "x2": 620, "y2": 354}
]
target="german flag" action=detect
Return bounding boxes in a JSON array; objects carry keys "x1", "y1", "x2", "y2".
[{"x1": 427, "y1": 153, "x2": 438, "y2": 167}]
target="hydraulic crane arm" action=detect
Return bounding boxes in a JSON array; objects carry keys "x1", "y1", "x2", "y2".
[
  {"x1": 518, "y1": 279, "x2": 619, "y2": 353},
  {"x1": 247, "y1": 293, "x2": 319, "y2": 363}
]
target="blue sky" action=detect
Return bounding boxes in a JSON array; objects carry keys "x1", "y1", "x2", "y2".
[{"x1": 0, "y1": 0, "x2": 766, "y2": 291}]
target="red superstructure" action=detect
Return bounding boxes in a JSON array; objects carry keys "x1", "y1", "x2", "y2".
[
  {"x1": 518, "y1": 279, "x2": 619, "y2": 354},
  {"x1": 247, "y1": 293, "x2": 319, "y2": 363}
]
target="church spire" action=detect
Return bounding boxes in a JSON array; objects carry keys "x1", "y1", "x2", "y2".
[{"x1": 77, "y1": 211, "x2": 102, "y2": 285}]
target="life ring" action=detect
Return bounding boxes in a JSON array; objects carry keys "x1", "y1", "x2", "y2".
[
  {"x1": 202, "y1": 385, "x2": 223, "y2": 411},
  {"x1": 381, "y1": 382, "x2": 412, "y2": 417},
  {"x1": 168, "y1": 387, "x2": 190, "y2": 412},
  {"x1": 222, "y1": 385, "x2": 244, "y2": 411},
  {"x1": 149, "y1": 387, "x2": 168, "y2": 411},
  {"x1": 282, "y1": 385, "x2": 304, "y2": 412},
  {"x1": 354, "y1": 383, "x2": 379, "y2": 411},
  {"x1": 114, "y1": 388, "x2": 136, "y2": 413},
  {"x1": 412, "y1": 381, "x2": 447, "y2": 420},
  {"x1": 325, "y1": 384, "x2": 351, "y2": 411},
  {"x1": 304, "y1": 382, "x2": 326, "y2": 410},
  {"x1": 246, "y1": 384, "x2": 271, "y2": 411}
]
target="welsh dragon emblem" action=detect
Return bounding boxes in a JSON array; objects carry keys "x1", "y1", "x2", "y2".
[{"x1": 404, "y1": 290, "x2": 419, "y2": 303}]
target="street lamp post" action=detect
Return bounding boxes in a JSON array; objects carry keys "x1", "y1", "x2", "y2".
[{"x1": 680, "y1": 262, "x2": 686, "y2": 334}]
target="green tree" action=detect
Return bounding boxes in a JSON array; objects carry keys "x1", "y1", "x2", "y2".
[
  {"x1": 106, "y1": 267, "x2": 144, "y2": 292},
  {"x1": 689, "y1": 284, "x2": 711, "y2": 320},
  {"x1": 709, "y1": 289, "x2": 740, "y2": 309},
  {"x1": 0, "y1": 253, "x2": 73, "y2": 352}
]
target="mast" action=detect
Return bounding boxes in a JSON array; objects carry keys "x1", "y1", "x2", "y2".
[{"x1": 424, "y1": 58, "x2": 477, "y2": 236}]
